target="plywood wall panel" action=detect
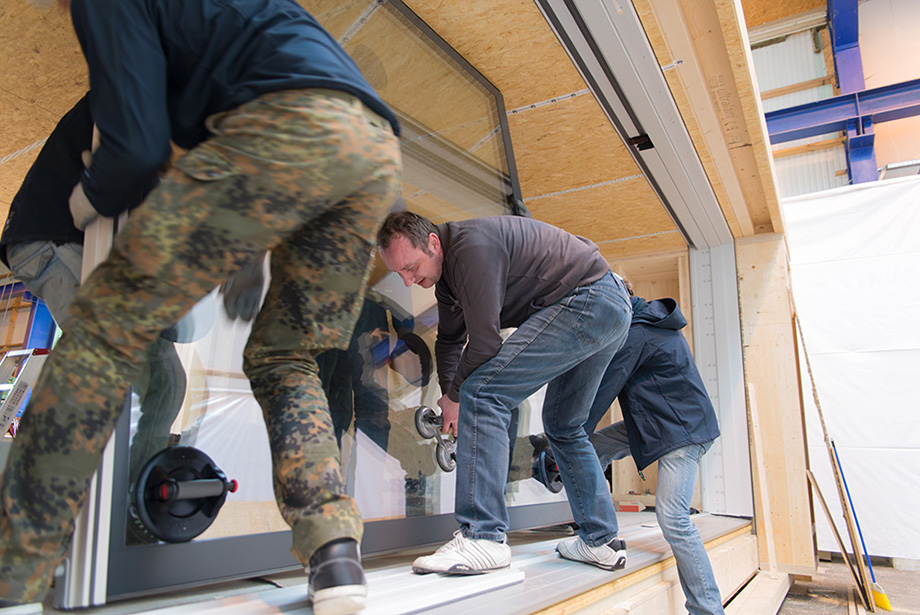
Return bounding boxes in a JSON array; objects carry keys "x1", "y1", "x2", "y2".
[
  {"x1": 402, "y1": 0, "x2": 588, "y2": 110},
  {"x1": 509, "y1": 96, "x2": 641, "y2": 199}
]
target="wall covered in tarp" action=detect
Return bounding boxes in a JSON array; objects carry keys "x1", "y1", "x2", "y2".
[{"x1": 783, "y1": 175, "x2": 920, "y2": 560}]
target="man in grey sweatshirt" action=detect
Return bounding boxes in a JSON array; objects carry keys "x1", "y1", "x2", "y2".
[{"x1": 377, "y1": 211, "x2": 633, "y2": 574}]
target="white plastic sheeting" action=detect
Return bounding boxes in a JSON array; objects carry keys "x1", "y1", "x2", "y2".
[{"x1": 782, "y1": 175, "x2": 920, "y2": 561}]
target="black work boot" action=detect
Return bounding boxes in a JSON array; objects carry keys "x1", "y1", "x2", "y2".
[{"x1": 308, "y1": 538, "x2": 367, "y2": 615}]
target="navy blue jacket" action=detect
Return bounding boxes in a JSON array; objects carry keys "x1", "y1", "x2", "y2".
[
  {"x1": 585, "y1": 296, "x2": 720, "y2": 470},
  {"x1": 70, "y1": 0, "x2": 400, "y2": 217}
]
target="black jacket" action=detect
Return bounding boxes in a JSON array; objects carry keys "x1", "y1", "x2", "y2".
[
  {"x1": 1, "y1": 95, "x2": 92, "y2": 267},
  {"x1": 585, "y1": 296, "x2": 721, "y2": 470},
  {"x1": 1, "y1": 93, "x2": 161, "y2": 268}
]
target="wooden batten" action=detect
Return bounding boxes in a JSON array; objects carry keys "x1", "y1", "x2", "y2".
[{"x1": 735, "y1": 234, "x2": 816, "y2": 575}]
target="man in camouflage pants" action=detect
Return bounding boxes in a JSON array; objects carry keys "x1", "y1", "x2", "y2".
[{"x1": 0, "y1": 2, "x2": 401, "y2": 614}]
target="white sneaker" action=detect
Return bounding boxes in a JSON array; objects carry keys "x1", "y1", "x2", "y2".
[
  {"x1": 412, "y1": 530, "x2": 512, "y2": 575},
  {"x1": 556, "y1": 536, "x2": 627, "y2": 571}
]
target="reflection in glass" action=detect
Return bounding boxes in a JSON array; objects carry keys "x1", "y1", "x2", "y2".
[{"x1": 122, "y1": 0, "x2": 539, "y2": 548}]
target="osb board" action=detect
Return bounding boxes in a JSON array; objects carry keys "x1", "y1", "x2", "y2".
[
  {"x1": 739, "y1": 0, "x2": 826, "y2": 30},
  {"x1": 527, "y1": 176, "x2": 677, "y2": 243},
  {"x1": 0, "y1": 2, "x2": 87, "y2": 113},
  {"x1": 735, "y1": 235, "x2": 814, "y2": 572},
  {"x1": 401, "y1": 0, "x2": 589, "y2": 110},
  {"x1": 508, "y1": 94, "x2": 642, "y2": 199}
]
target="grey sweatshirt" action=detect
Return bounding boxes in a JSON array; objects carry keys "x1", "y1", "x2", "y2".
[{"x1": 434, "y1": 215, "x2": 610, "y2": 401}]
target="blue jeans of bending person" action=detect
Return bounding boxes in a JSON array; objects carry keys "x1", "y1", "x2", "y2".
[
  {"x1": 455, "y1": 272, "x2": 632, "y2": 547},
  {"x1": 592, "y1": 422, "x2": 724, "y2": 615}
]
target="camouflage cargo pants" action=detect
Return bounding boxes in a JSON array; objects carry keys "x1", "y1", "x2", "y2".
[{"x1": 0, "y1": 89, "x2": 401, "y2": 603}]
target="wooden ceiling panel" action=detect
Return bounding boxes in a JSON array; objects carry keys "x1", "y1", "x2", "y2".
[
  {"x1": 508, "y1": 95, "x2": 642, "y2": 199},
  {"x1": 526, "y1": 177, "x2": 679, "y2": 244},
  {"x1": 0, "y1": 3, "x2": 86, "y2": 108},
  {"x1": 599, "y1": 232, "x2": 687, "y2": 260}
]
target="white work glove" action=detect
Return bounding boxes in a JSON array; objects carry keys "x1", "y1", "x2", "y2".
[{"x1": 69, "y1": 182, "x2": 99, "y2": 231}]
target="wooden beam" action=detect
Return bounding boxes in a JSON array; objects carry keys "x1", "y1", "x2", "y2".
[
  {"x1": 635, "y1": 0, "x2": 784, "y2": 238},
  {"x1": 735, "y1": 234, "x2": 816, "y2": 574},
  {"x1": 772, "y1": 137, "x2": 846, "y2": 158},
  {"x1": 761, "y1": 76, "x2": 834, "y2": 100},
  {"x1": 724, "y1": 570, "x2": 791, "y2": 615}
]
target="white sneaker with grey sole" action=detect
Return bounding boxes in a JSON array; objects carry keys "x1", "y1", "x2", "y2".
[
  {"x1": 556, "y1": 536, "x2": 627, "y2": 571},
  {"x1": 412, "y1": 530, "x2": 512, "y2": 575}
]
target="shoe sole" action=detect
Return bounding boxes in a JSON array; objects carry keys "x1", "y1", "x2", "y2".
[
  {"x1": 311, "y1": 584, "x2": 367, "y2": 615},
  {"x1": 412, "y1": 563, "x2": 509, "y2": 575},
  {"x1": 556, "y1": 548, "x2": 627, "y2": 571}
]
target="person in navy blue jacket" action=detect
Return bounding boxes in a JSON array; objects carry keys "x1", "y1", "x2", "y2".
[
  {"x1": 1, "y1": 2, "x2": 401, "y2": 613},
  {"x1": 530, "y1": 292, "x2": 723, "y2": 614},
  {"x1": 582, "y1": 293, "x2": 724, "y2": 615}
]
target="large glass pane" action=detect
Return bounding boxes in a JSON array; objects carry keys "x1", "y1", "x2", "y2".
[{"x1": 119, "y1": 0, "x2": 551, "y2": 557}]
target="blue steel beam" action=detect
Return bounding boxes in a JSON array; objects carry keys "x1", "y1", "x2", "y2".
[
  {"x1": 828, "y1": 0, "x2": 874, "y2": 181},
  {"x1": 765, "y1": 78, "x2": 920, "y2": 145},
  {"x1": 828, "y1": 0, "x2": 865, "y2": 94}
]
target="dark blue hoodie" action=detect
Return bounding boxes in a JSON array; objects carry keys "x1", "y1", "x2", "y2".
[{"x1": 585, "y1": 296, "x2": 721, "y2": 470}]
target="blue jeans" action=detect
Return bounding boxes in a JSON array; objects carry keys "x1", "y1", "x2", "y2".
[
  {"x1": 592, "y1": 423, "x2": 724, "y2": 615},
  {"x1": 6, "y1": 240, "x2": 83, "y2": 328},
  {"x1": 455, "y1": 272, "x2": 632, "y2": 547}
]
